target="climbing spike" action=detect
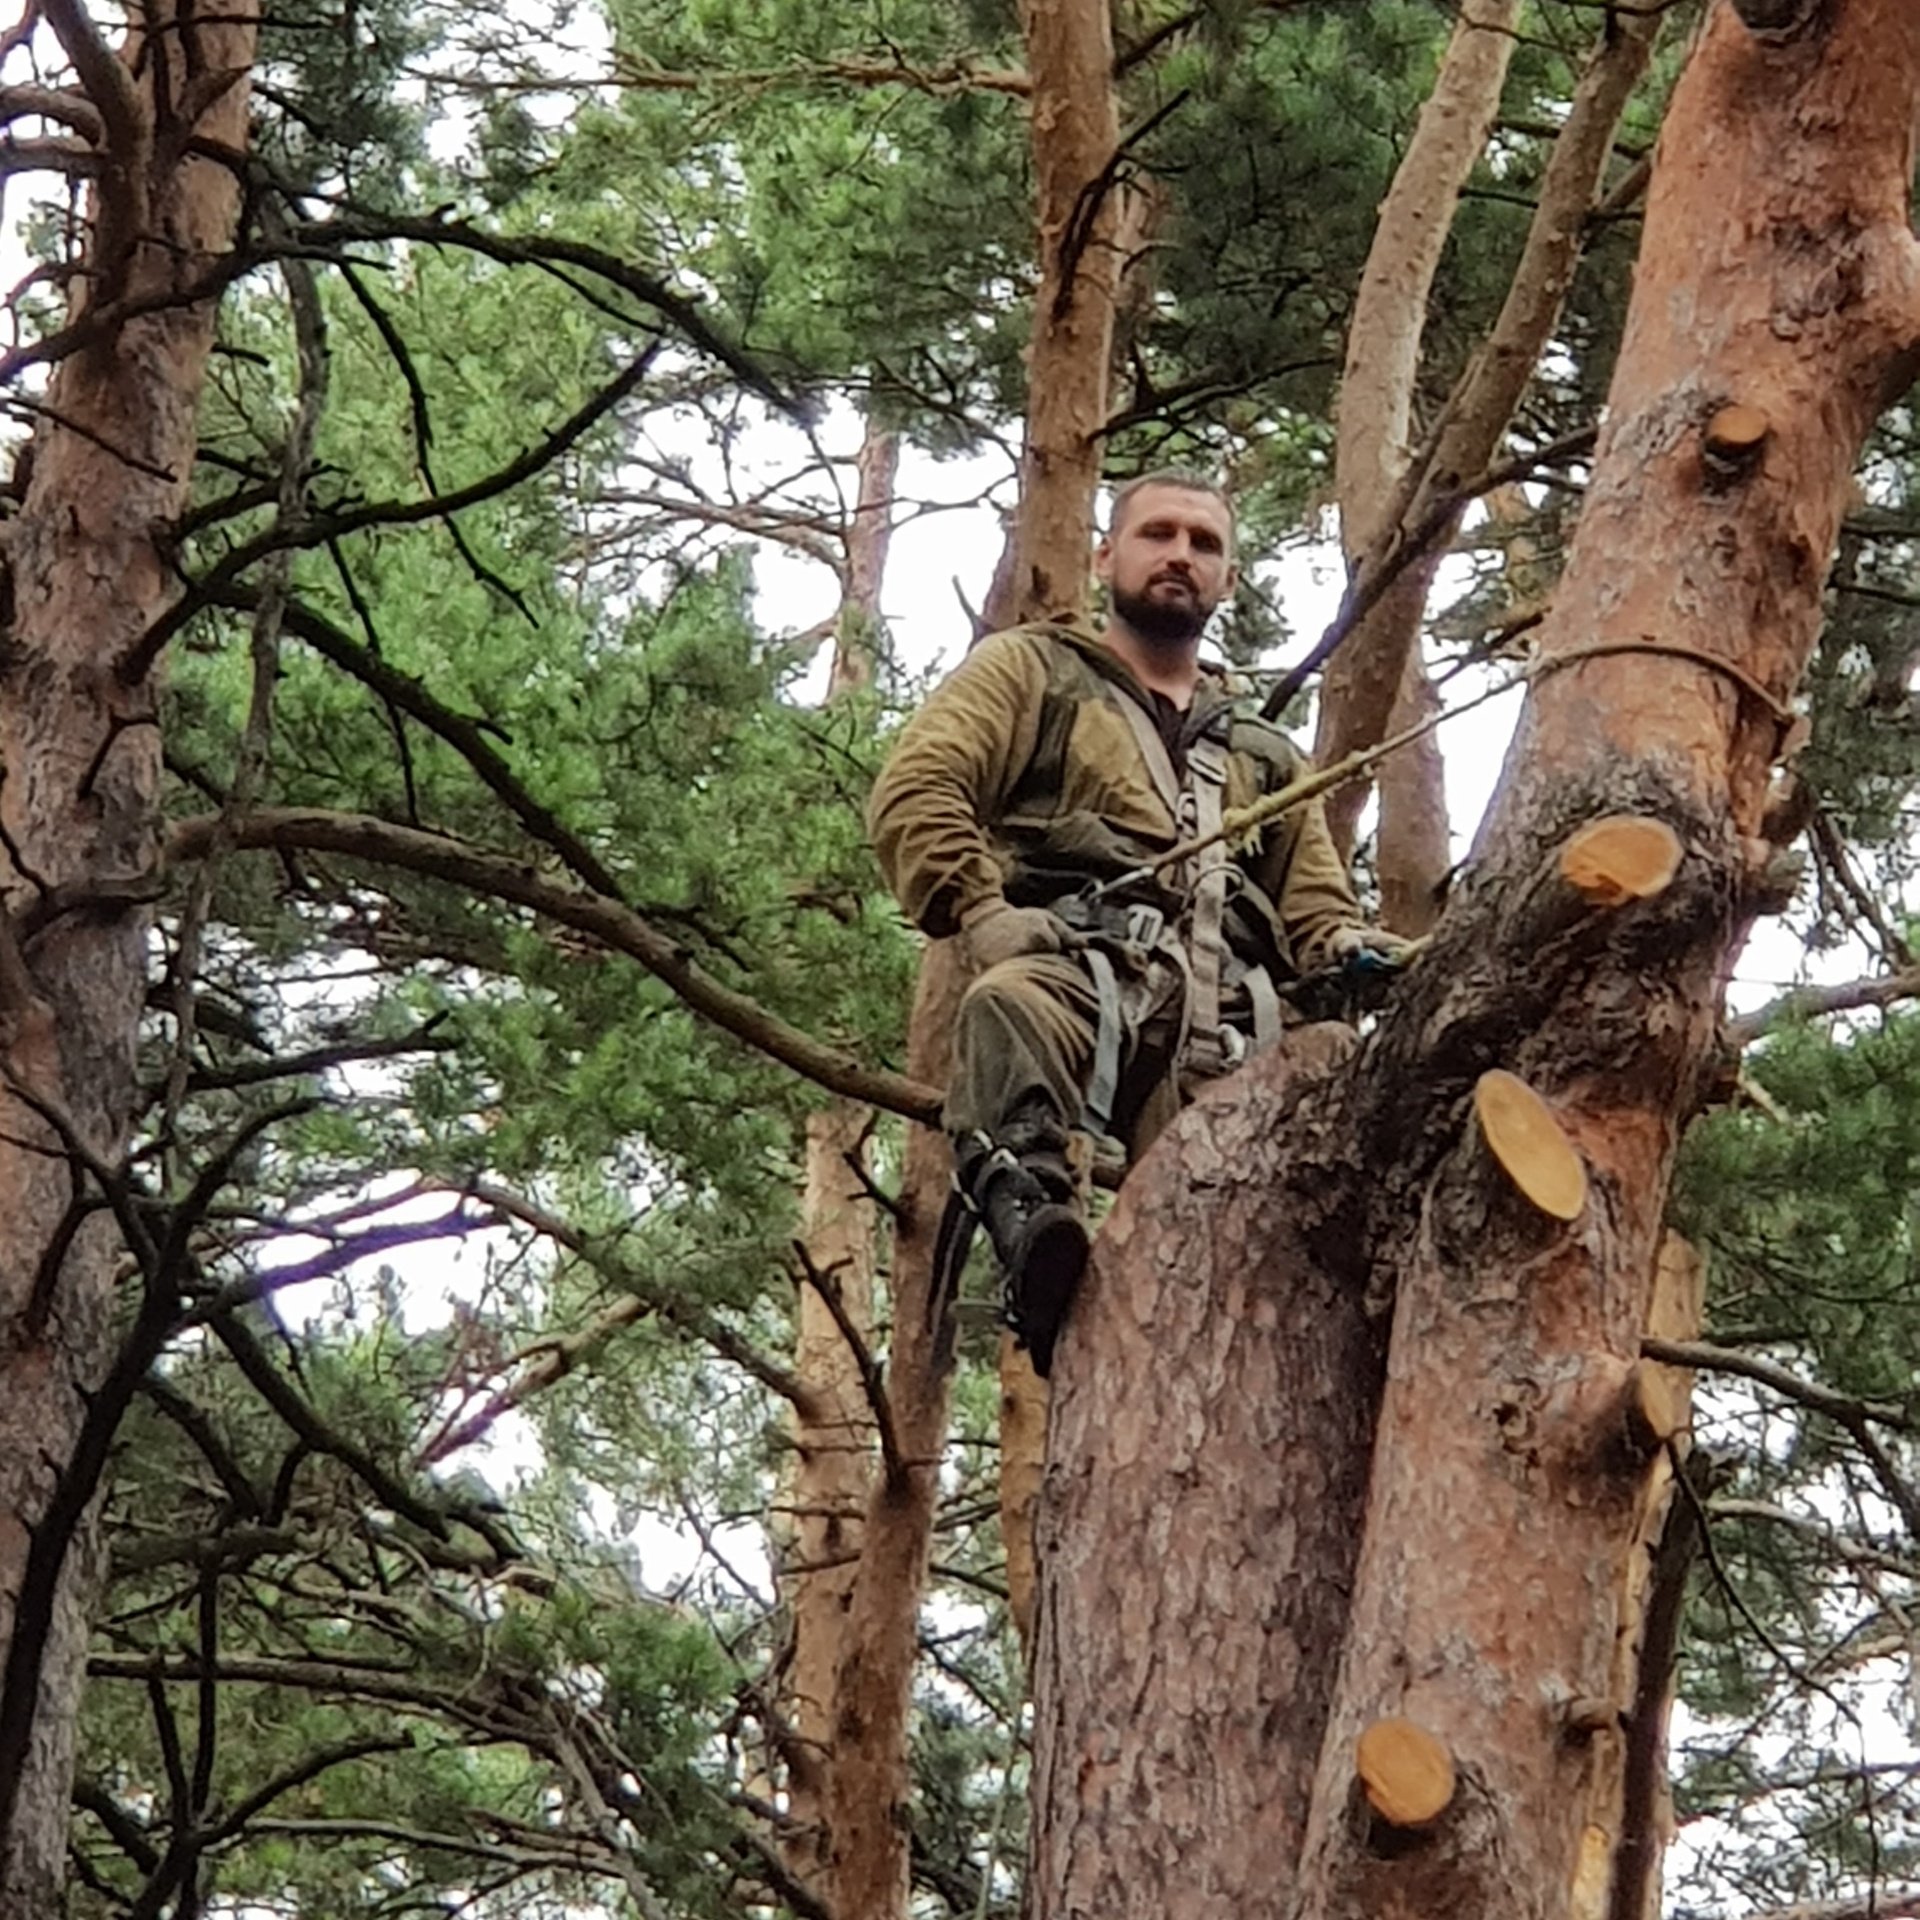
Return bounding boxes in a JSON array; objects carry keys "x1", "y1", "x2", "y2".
[
  {"x1": 1475, "y1": 1070, "x2": 1589, "y2": 1222},
  {"x1": 1356, "y1": 1716, "x2": 1456, "y2": 1830},
  {"x1": 1559, "y1": 816, "x2": 1682, "y2": 906}
]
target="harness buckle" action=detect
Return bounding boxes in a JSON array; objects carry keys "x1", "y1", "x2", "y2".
[{"x1": 1124, "y1": 902, "x2": 1164, "y2": 951}]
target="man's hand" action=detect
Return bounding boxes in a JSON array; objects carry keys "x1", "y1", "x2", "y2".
[
  {"x1": 1327, "y1": 924, "x2": 1421, "y2": 968},
  {"x1": 960, "y1": 897, "x2": 1073, "y2": 971}
]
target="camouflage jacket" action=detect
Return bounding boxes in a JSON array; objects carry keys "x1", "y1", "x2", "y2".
[{"x1": 867, "y1": 621, "x2": 1359, "y2": 979}]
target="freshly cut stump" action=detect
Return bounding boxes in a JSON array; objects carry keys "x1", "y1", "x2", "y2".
[
  {"x1": 1475, "y1": 1069, "x2": 1588, "y2": 1222},
  {"x1": 1357, "y1": 1716, "x2": 1456, "y2": 1830},
  {"x1": 1559, "y1": 816, "x2": 1683, "y2": 906}
]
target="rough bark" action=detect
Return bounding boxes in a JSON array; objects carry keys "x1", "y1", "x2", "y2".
[
  {"x1": 0, "y1": 5, "x2": 257, "y2": 1909},
  {"x1": 1319, "y1": 5, "x2": 1661, "y2": 898},
  {"x1": 1295, "y1": 2, "x2": 1920, "y2": 1913},
  {"x1": 781, "y1": 424, "x2": 895, "y2": 1887},
  {"x1": 1030, "y1": 2, "x2": 1920, "y2": 1914},
  {"x1": 1574, "y1": 1234, "x2": 1703, "y2": 1920},
  {"x1": 1030, "y1": 1025, "x2": 1384, "y2": 1914}
]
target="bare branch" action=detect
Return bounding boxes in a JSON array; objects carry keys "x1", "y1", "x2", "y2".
[
  {"x1": 0, "y1": 83, "x2": 104, "y2": 140},
  {"x1": 1728, "y1": 965, "x2": 1920, "y2": 1047},
  {"x1": 791, "y1": 1241, "x2": 904, "y2": 1489}
]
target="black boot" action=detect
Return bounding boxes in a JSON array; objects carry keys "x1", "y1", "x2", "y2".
[{"x1": 960, "y1": 1141, "x2": 1089, "y2": 1379}]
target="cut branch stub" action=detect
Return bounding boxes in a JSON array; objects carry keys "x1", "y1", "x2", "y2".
[
  {"x1": 1558, "y1": 816, "x2": 1683, "y2": 906},
  {"x1": 1474, "y1": 1069, "x2": 1589, "y2": 1222},
  {"x1": 1356, "y1": 1716, "x2": 1456, "y2": 1830},
  {"x1": 1703, "y1": 401, "x2": 1771, "y2": 474}
]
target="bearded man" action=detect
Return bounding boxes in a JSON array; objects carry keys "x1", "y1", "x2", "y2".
[{"x1": 868, "y1": 472, "x2": 1400, "y2": 1376}]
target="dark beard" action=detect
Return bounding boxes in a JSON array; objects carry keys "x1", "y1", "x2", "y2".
[{"x1": 1111, "y1": 581, "x2": 1210, "y2": 647}]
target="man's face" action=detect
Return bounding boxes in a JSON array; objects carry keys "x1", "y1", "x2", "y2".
[{"x1": 1096, "y1": 484, "x2": 1238, "y2": 647}]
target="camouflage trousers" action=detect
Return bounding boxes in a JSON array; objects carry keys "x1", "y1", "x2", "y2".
[{"x1": 943, "y1": 943, "x2": 1191, "y2": 1163}]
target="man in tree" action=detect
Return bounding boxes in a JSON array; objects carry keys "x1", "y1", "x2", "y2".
[{"x1": 869, "y1": 473, "x2": 1401, "y2": 1374}]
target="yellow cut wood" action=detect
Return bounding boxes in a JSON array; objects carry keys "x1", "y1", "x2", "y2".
[
  {"x1": 1475, "y1": 1069, "x2": 1589, "y2": 1221},
  {"x1": 1356, "y1": 1716, "x2": 1456, "y2": 1829},
  {"x1": 1559, "y1": 816, "x2": 1682, "y2": 906}
]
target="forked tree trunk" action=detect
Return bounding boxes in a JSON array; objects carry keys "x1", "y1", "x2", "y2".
[
  {"x1": 1317, "y1": 0, "x2": 1520, "y2": 904},
  {"x1": 781, "y1": 424, "x2": 896, "y2": 1886},
  {"x1": 825, "y1": 0, "x2": 1125, "y2": 1895},
  {"x1": 1320, "y1": 5, "x2": 1661, "y2": 922},
  {"x1": 0, "y1": 5, "x2": 256, "y2": 1908},
  {"x1": 1032, "y1": 5, "x2": 1920, "y2": 1916}
]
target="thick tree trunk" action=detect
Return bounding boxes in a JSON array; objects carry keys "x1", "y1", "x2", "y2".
[
  {"x1": 1319, "y1": 5, "x2": 1660, "y2": 903},
  {"x1": 1031, "y1": 3, "x2": 1920, "y2": 1915},
  {"x1": 785, "y1": 424, "x2": 894, "y2": 1888},
  {"x1": 0, "y1": 8, "x2": 255, "y2": 1909}
]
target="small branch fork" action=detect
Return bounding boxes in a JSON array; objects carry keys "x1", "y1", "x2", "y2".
[
  {"x1": 791, "y1": 1241, "x2": 906, "y2": 1490},
  {"x1": 1646, "y1": 1337, "x2": 1920, "y2": 1539}
]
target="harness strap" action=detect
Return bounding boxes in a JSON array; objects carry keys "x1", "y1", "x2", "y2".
[
  {"x1": 1245, "y1": 963, "x2": 1283, "y2": 1050},
  {"x1": 1081, "y1": 943, "x2": 1126, "y2": 1141},
  {"x1": 1185, "y1": 736, "x2": 1231, "y2": 1056}
]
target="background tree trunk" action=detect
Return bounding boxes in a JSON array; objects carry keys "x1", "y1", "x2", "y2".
[
  {"x1": 1320, "y1": 5, "x2": 1660, "y2": 927},
  {"x1": 1316, "y1": 0, "x2": 1519, "y2": 900},
  {"x1": 781, "y1": 421, "x2": 896, "y2": 1886},
  {"x1": 1031, "y1": 2, "x2": 1920, "y2": 1914},
  {"x1": 0, "y1": 3, "x2": 257, "y2": 1906},
  {"x1": 827, "y1": 0, "x2": 1128, "y2": 1888}
]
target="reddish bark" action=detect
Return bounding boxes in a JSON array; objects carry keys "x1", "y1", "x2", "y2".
[
  {"x1": 1007, "y1": 0, "x2": 1123, "y2": 621},
  {"x1": 821, "y1": 947, "x2": 963, "y2": 1920},
  {"x1": 1031, "y1": 3, "x2": 1920, "y2": 1915},
  {"x1": 0, "y1": 4, "x2": 256, "y2": 1907},
  {"x1": 1320, "y1": 6, "x2": 1661, "y2": 902},
  {"x1": 782, "y1": 422, "x2": 895, "y2": 1885}
]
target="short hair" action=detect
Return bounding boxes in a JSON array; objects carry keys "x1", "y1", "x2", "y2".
[{"x1": 1106, "y1": 469, "x2": 1235, "y2": 544}]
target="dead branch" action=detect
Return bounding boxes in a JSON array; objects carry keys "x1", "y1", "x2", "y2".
[{"x1": 1727, "y1": 965, "x2": 1920, "y2": 1047}]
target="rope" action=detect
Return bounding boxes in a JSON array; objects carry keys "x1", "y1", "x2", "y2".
[{"x1": 1124, "y1": 638, "x2": 1799, "y2": 887}]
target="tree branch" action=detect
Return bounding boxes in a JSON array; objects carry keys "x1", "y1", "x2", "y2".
[
  {"x1": 791, "y1": 1241, "x2": 904, "y2": 1489},
  {"x1": 166, "y1": 807, "x2": 945, "y2": 1123},
  {"x1": 129, "y1": 347, "x2": 660, "y2": 680},
  {"x1": 1727, "y1": 964, "x2": 1920, "y2": 1047}
]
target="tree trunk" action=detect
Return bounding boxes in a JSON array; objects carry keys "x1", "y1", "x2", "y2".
[
  {"x1": 1317, "y1": 0, "x2": 1518, "y2": 891},
  {"x1": 1031, "y1": 3, "x2": 1920, "y2": 1915},
  {"x1": 821, "y1": 949, "x2": 963, "y2": 1920},
  {"x1": 1375, "y1": 652, "x2": 1451, "y2": 936},
  {"x1": 993, "y1": 0, "x2": 1129, "y2": 1663},
  {"x1": 782, "y1": 424, "x2": 895, "y2": 1886},
  {"x1": 1319, "y1": 5, "x2": 1660, "y2": 901},
  {"x1": 0, "y1": 6, "x2": 256, "y2": 1908},
  {"x1": 1006, "y1": 0, "x2": 1124, "y2": 622}
]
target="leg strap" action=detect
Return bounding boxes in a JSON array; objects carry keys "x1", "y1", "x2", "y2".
[{"x1": 1080, "y1": 944, "x2": 1126, "y2": 1142}]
